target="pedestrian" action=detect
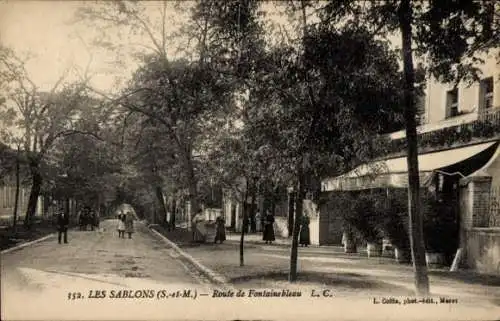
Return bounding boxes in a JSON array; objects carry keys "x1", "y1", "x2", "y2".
[
  {"x1": 214, "y1": 215, "x2": 226, "y2": 244},
  {"x1": 89, "y1": 208, "x2": 96, "y2": 231},
  {"x1": 117, "y1": 212, "x2": 125, "y2": 238},
  {"x1": 125, "y1": 211, "x2": 135, "y2": 239},
  {"x1": 192, "y1": 209, "x2": 205, "y2": 242},
  {"x1": 262, "y1": 210, "x2": 275, "y2": 245},
  {"x1": 56, "y1": 207, "x2": 69, "y2": 244},
  {"x1": 299, "y1": 214, "x2": 311, "y2": 247},
  {"x1": 255, "y1": 210, "x2": 261, "y2": 232}
]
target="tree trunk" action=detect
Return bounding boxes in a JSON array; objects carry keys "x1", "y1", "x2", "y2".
[
  {"x1": 240, "y1": 178, "x2": 250, "y2": 266},
  {"x1": 289, "y1": 161, "x2": 305, "y2": 282},
  {"x1": 250, "y1": 180, "x2": 257, "y2": 233},
  {"x1": 24, "y1": 162, "x2": 42, "y2": 229},
  {"x1": 398, "y1": 0, "x2": 430, "y2": 296},
  {"x1": 170, "y1": 201, "x2": 176, "y2": 230},
  {"x1": 12, "y1": 147, "x2": 21, "y2": 231},
  {"x1": 155, "y1": 186, "x2": 168, "y2": 227},
  {"x1": 288, "y1": 191, "x2": 295, "y2": 237},
  {"x1": 186, "y1": 158, "x2": 199, "y2": 217}
]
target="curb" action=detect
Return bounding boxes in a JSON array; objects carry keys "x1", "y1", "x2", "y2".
[
  {"x1": 1, "y1": 233, "x2": 55, "y2": 255},
  {"x1": 147, "y1": 225, "x2": 231, "y2": 287}
]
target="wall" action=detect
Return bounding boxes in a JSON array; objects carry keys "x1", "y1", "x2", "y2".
[
  {"x1": 459, "y1": 174, "x2": 500, "y2": 274},
  {"x1": 464, "y1": 228, "x2": 500, "y2": 275},
  {"x1": 318, "y1": 193, "x2": 344, "y2": 245}
]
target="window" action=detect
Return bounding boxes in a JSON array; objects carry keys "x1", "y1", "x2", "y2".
[
  {"x1": 446, "y1": 88, "x2": 459, "y2": 118},
  {"x1": 480, "y1": 77, "x2": 493, "y2": 110}
]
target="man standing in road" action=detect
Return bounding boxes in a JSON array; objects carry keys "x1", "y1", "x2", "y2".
[{"x1": 57, "y1": 207, "x2": 69, "y2": 244}]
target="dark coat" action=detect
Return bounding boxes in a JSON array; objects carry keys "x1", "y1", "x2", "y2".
[
  {"x1": 215, "y1": 216, "x2": 226, "y2": 242},
  {"x1": 262, "y1": 214, "x2": 275, "y2": 241},
  {"x1": 57, "y1": 213, "x2": 69, "y2": 231},
  {"x1": 299, "y1": 216, "x2": 310, "y2": 245}
]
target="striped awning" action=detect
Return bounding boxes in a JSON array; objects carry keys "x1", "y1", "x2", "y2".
[{"x1": 321, "y1": 141, "x2": 499, "y2": 191}]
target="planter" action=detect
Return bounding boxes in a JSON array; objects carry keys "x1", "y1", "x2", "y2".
[
  {"x1": 394, "y1": 247, "x2": 411, "y2": 263},
  {"x1": 425, "y1": 252, "x2": 445, "y2": 266},
  {"x1": 342, "y1": 231, "x2": 357, "y2": 253},
  {"x1": 367, "y1": 242, "x2": 382, "y2": 257}
]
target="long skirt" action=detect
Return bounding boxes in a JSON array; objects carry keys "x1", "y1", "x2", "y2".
[
  {"x1": 215, "y1": 226, "x2": 226, "y2": 242},
  {"x1": 263, "y1": 224, "x2": 275, "y2": 241},
  {"x1": 125, "y1": 221, "x2": 134, "y2": 234},
  {"x1": 299, "y1": 226, "x2": 310, "y2": 245},
  {"x1": 193, "y1": 224, "x2": 205, "y2": 242}
]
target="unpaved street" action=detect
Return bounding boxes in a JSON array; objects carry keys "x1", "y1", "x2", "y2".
[{"x1": 1, "y1": 220, "x2": 212, "y2": 320}]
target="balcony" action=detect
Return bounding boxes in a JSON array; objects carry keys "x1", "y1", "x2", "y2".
[{"x1": 381, "y1": 106, "x2": 500, "y2": 158}]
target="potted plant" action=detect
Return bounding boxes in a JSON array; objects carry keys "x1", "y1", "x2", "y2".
[
  {"x1": 349, "y1": 193, "x2": 383, "y2": 257},
  {"x1": 374, "y1": 189, "x2": 411, "y2": 263},
  {"x1": 422, "y1": 195, "x2": 458, "y2": 267}
]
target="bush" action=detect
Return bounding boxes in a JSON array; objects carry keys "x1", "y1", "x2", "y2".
[
  {"x1": 381, "y1": 189, "x2": 459, "y2": 265},
  {"x1": 374, "y1": 189, "x2": 410, "y2": 251}
]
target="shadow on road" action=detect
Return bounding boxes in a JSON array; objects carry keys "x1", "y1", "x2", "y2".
[
  {"x1": 429, "y1": 270, "x2": 500, "y2": 287},
  {"x1": 228, "y1": 270, "x2": 414, "y2": 295}
]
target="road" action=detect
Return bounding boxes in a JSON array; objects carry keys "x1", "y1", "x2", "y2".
[
  {"x1": 2, "y1": 220, "x2": 499, "y2": 321},
  {"x1": 1, "y1": 219, "x2": 213, "y2": 321}
]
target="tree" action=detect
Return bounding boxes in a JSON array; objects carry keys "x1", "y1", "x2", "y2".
[
  {"x1": 243, "y1": 1, "x2": 405, "y2": 281},
  {"x1": 0, "y1": 45, "x2": 100, "y2": 227},
  {"x1": 320, "y1": 0, "x2": 499, "y2": 295},
  {"x1": 76, "y1": 1, "x2": 256, "y2": 216}
]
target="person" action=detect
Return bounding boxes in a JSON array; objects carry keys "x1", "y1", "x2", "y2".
[
  {"x1": 78, "y1": 209, "x2": 85, "y2": 231},
  {"x1": 192, "y1": 209, "x2": 205, "y2": 242},
  {"x1": 214, "y1": 215, "x2": 226, "y2": 244},
  {"x1": 299, "y1": 214, "x2": 311, "y2": 247},
  {"x1": 57, "y1": 208, "x2": 69, "y2": 244},
  {"x1": 125, "y1": 211, "x2": 135, "y2": 239},
  {"x1": 255, "y1": 210, "x2": 261, "y2": 232},
  {"x1": 89, "y1": 208, "x2": 96, "y2": 231},
  {"x1": 262, "y1": 210, "x2": 275, "y2": 245},
  {"x1": 117, "y1": 213, "x2": 125, "y2": 238}
]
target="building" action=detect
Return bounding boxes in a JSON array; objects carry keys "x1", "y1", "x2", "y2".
[{"x1": 320, "y1": 50, "x2": 500, "y2": 274}]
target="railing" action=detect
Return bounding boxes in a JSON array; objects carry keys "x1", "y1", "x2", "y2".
[
  {"x1": 389, "y1": 107, "x2": 500, "y2": 141},
  {"x1": 384, "y1": 107, "x2": 500, "y2": 156}
]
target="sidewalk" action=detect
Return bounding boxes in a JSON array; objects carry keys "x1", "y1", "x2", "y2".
[
  {"x1": 157, "y1": 227, "x2": 500, "y2": 308},
  {"x1": 225, "y1": 231, "x2": 292, "y2": 246}
]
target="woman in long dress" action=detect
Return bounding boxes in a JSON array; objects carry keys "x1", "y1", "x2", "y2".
[
  {"x1": 299, "y1": 215, "x2": 311, "y2": 247},
  {"x1": 125, "y1": 211, "x2": 135, "y2": 239},
  {"x1": 262, "y1": 210, "x2": 275, "y2": 244},
  {"x1": 214, "y1": 216, "x2": 226, "y2": 244},
  {"x1": 192, "y1": 210, "x2": 206, "y2": 242}
]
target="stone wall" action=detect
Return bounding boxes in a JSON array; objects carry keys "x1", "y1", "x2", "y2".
[
  {"x1": 460, "y1": 175, "x2": 500, "y2": 274},
  {"x1": 464, "y1": 228, "x2": 500, "y2": 274}
]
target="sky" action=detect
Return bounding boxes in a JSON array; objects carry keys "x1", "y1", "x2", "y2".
[
  {"x1": 0, "y1": 1, "x2": 131, "y2": 92},
  {"x1": 0, "y1": 1, "x2": 401, "y2": 92}
]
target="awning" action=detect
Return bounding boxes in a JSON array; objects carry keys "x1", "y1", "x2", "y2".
[{"x1": 321, "y1": 141, "x2": 499, "y2": 191}]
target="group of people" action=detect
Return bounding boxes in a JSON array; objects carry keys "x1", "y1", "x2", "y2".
[
  {"x1": 78, "y1": 207, "x2": 99, "y2": 231},
  {"x1": 260, "y1": 210, "x2": 310, "y2": 247},
  {"x1": 189, "y1": 208, "x2": 310, "y2": 247},
  {"x1": 191, "y1": 210, "x2": 226, "y2": 244},
  {"x1": 116, "y1": 211, "x2": 135, "y2": 239}
]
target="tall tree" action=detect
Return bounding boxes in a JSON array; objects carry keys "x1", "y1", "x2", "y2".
[
  {"x1": 320, "y1": 0, "x2": 499, "y2": 295},
  {"x1": 0, "y1": 46, "x2": 99, "y2": 227}
]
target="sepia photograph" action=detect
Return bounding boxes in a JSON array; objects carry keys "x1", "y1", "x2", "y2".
[{"x1": 0, "y1": 1, "x2": 499, "y2": 320}]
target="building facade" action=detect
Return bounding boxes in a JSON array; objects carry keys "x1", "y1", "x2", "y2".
[{"x1": 320, "y1": 50, "x2": 500, "y2": 274}]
